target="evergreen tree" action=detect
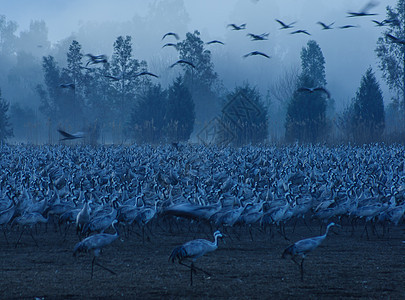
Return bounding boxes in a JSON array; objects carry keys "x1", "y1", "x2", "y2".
[
  {"x1": 351, "y1": 67, "x2": 385, "y2": 143},
  {"x1": 0, "y1": 89, "x2": 13, "y2": 142},
  {"x1": 129, "y1": 84, "x2": 167, "y2": 144},
  {"x1": 285, "y1": 40, "x2": 329, "y2": 143},
  {"x1": 166, "y1": 76, "x2": 195, "y2": 142},
  {"x1": 375, "y1": 0, "x2": 405, "y2": 114},
  {"x1": 176, "y1": 30, "x2": 219, "y2": 122},
  {"x1": 220, "y1": 83, "x2": 268, "y2": 145}
]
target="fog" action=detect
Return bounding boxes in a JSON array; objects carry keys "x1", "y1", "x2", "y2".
[{"x1": 0, "y1": 0, "x2": 399, "y2": 143}]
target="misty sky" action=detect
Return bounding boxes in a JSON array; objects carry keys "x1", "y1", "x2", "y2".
[{"x1": 2, "y1": 0, "x2": 398, "y2": 108}]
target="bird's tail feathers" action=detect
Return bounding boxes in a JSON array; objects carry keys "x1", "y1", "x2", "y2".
[
  {"x1": 73, "y1": 241, "x2": 86, "y2": 256},
  {"x1": 169, "y1": 246, "x2": 187, "y2": 263}
]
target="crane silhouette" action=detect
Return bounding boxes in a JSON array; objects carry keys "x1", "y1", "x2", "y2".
[
  {"x1": 282, "y1": 222, "x2": 339, "y2": 281},
  {"x1": 73, "y1": 219, "x2": 120, "y2": 278},
  {"x1": 169, "y1": 230, "x2": 223, "y2": 285}
]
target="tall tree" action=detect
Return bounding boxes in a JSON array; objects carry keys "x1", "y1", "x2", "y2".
[
  {"x1": 375, "y1": 0, "x2": 405, "y2": 114},
  {"x1": 176, "y1": 30, "x2": 219, "y2": 122},
  {"x1": 351, "y1": 67, "x2": 385, "y2": 143},
  {"x1": 285, "y1": 40, "x2": 329, "y2": 143},
  {"x1": 0, "y1": 88, "x2": 13, "y2": 143},
  {"x1": 220, "y1": 83, "x2": 268, "y2": 145},
  {"x1": 166, "y1": 76, "x2": 195, "y2": 142},
  {"x1": 129, "y1": 84, "x2": 167, "y2": 144},
  {"x1": 61, "y1": 40, "x2": 85, "y2": 129}
]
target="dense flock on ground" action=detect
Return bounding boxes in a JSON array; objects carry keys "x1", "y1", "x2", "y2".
[{"x1": 1, "y1": 143, "x2": 404, "y2": 250}]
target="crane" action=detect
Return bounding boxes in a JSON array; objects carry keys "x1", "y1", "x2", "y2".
[
  {"x1": 73, "y1": 219, "x2": 120, "y2": 279},
  {"x1": 282, "y1": 222, "x2": 339, "y2": 281},
  {"x1": 169, "y1": 230, "x2": 223, "y2": 285}
]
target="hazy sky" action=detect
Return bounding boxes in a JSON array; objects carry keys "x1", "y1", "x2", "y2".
[{"x1": 2, "y1": 0, "x2": 398, "y2": 108}]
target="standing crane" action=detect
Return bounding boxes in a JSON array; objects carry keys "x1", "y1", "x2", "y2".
[
  {"x1": 73, "y1": 219, "x2": 119, "y2": 279},
  {"x1": 282, "y1": 222, "x2": 339, "y2": 281},
  {"x1": 169, "y1": 230, "x2": 223, "y2": 286}
]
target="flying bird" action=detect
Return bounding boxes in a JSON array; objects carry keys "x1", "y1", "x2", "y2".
[
  {"x1": 297, "y1": 86, "x2": 331, "y2": 98},
  {"x1": 206, "y1": 40, "x2": 225, "y2": 45},
  {"x1": 170, "y1": 59, "x2": 196, "y2": 69},
  {"x1": 162, "y1": 32, "x2": 180, "y2": 40},
  {"x1": 347, "y1": 1, "x2": 379, "y2": 17},
  {"x1": 339, "y1": 25, "x2": 359, "y2": 29},
  {"x1": 372, "y1": 20, "x2": 386, "y2": 27},
  {"x1": 386, "y1": 33, "x2": 405, "y2": 45},
  {"x1": 275, "y1": 19, "x2": 296, "y2": 29},
  {"x1": 169, "y1": 230, "x2": 223, "y2": 286},
  {"x1": 317, "y1": 22, "x2": 335, "y2": 30},
  {"x1": 291, "y1": 30, "x2": 311, "y2": 36},
  {"x1": 162, "y1": 43, "x2": 178, "y2": 50},
  {"x1": 227, "y1": 23, "x2": 246, "y2": 30},
  {"x1": 282, "y1": 222, "x2": 339, "y2": 281},
  {"x1": 59, "y1": 83, "x2": 75, "y2": 90},
  {"x1": 134, "y1": 71, "x2": 159, "y2": 78},
  {"x1": 243, "y1": 51, "x2": 271, "y2": 59},
  {"x1": 57, "y1": 129, "x2": 85, "y2": 141},
  {"x1": 247, "y1": 33, "x2": 269, "y2": 41},
  {"x1": 85, "y1": 54, "x2": 107, "y2": 66},
  {"x1": 73, "y1": 220, "x2": 120, "y2": 279}
]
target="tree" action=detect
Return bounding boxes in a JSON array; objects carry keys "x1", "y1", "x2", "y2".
[
  {"x1": 129, "y1": 84, "x2": 167, "y2": 144},
  {"x1": 220, "y1": 83, "x2": 268, "y2": 145},
  {"x1": 9, "y1": 103, "x2": 38, "y2": 142},
  {"x1": 166, "y1": 76, "x2": 195, "y2": 142},
  {"x1": 61, "y1": 40, "x2": 85, "y2": 129},
  {"x1": 0, "y1": 89, "x2": 13, "y2": 143},
  {"x1": 351, "y1": 67, "x2": 385, "y2": 143},
  {"x1": 176, "y1": 30, "x2": 219, "y2": 122},
  {"x1": 375, "y1": 0, "x2": 405, "y2": 114},
  {"x1": 285, "y1": 40, "x2": 329, "y2": 143}
]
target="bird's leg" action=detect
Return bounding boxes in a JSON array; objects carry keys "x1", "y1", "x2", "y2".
[
  {"x1": 29, "y1": 229, "x2": 39, "y2": 247},
  {"x1": 94, "y1": 261, "x2": 117, "y2": 275},
  {"x1": 292, "y1": 218, "x2": 298, "y2": 233},
  {"x1": 190, "y1": 262, "x2": 193, "y2": 286},
  {"x1": 3, "y1": 228, "x2": 9, "y2": 245},
  {"x1": 91, "y1": 257, "x2": 95, "y2": 279},
  {"x1": 300, "y1": 259, "x2": 305, "y2": 281},
  {"x1": 303, "y1": 218, "x2": 312, "y2": 232},
  {"x1": 15, "y1": 228, "x2": 25, "y2": 248}
]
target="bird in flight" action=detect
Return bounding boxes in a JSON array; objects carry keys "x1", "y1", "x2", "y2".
[
  {"x1": 85, "y1": 54, "x2": 107, "y2": 66},
  {"x1": 162, "y1": 43, "x2": 178, "y2": 50},
  {"x1": 291, "y1": 30, "x2": 311, "y2": 36},
  {"x1": 275, "y1": 19, "x2": 296, "y2": 29},
  {"x1": 386, "y1": 33, "x2": 405, "y2": 45},
  {"x1": 206, "y1": 40, "x2": 225, "y2": 45},
  {"x1": 170, "y1": 59, "x2": 196, "y2": 69},
  {"x1": 134, "y1": 71, "x2": 159, "y2": 78},
  {"x1": 347, "y1": 1, "x2": 379, "y2": 17},
  {"x1": 243, "y1": 51, "x2": 271, "y2": 59},
  {"x1": 372, "y1": 20, "x2": 386, "y2": 27},
  {"x1": 58, "y1": 129, "x2": 84, "y2": 141},
  {"x1": 339, "y1": 25, "x2": 358, "y2": 29},
  {"x1": 59, "y1": 83, "x2": 75, "y2": 90},
  {"x1": 227, "y1": 23, "x2": 246, "y2": 30},
  {"x1": 297, "y1": 87, "x2": 331, "y2": 98},
  {"x1": 162, "y1": 32, "x2": 180, "y2": 40},
  {"x1": 247, "y1": 33, "x2": 269, "y2": 41},
  {"x1": 317, "y1": 22, "x2": 335, "y2": 30}
]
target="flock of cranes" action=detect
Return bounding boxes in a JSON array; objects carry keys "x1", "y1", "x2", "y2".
[
  {"x1": 58, "y1": 1, "x2": 401, "y2": 107},
  {"x1": 0, "y1": 143, "x2": 404, "y2": 284}
]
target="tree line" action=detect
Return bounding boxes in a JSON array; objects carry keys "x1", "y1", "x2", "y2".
[{"x1": 0, "y1": 0, "x2": 405, "y2": 145}]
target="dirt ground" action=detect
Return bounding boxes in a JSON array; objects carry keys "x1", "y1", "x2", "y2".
[{"x1": 0, "y1": 221, "x2": 404, "y2": 299}]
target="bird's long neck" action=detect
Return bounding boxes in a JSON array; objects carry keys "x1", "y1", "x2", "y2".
[
  {"x1": 323, "y1": 224, "x2": 334, "y2": 238},
  {"x1": 213, "y1": 234, "x2": 220, "y2": 247}
]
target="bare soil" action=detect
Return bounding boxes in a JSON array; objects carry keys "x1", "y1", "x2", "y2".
[{"x1": 0, "y1": 222, "x2": 404, "y2": 299}]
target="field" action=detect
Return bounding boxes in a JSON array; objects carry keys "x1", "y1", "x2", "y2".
[{"x1": 0, "y1": 221, "x2": 403, "y2": 299}]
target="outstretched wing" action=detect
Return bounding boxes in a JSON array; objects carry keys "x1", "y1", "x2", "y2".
[{"x1": 58, "y1": 129, "x2": 76, "y2": 139}]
